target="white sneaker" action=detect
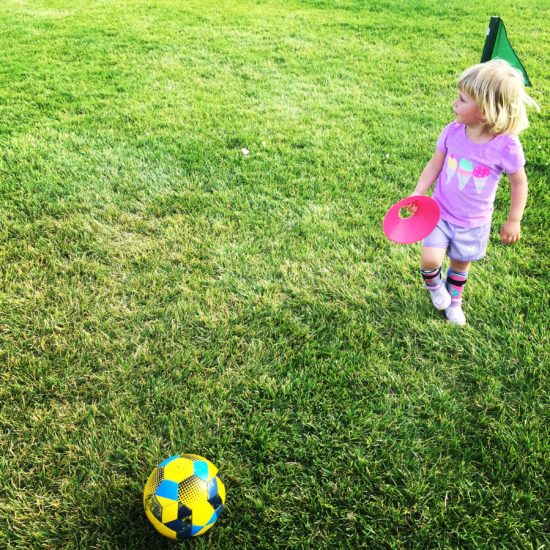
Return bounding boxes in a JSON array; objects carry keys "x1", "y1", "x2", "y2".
[
  {"x1": 445, "y1": 305, "x2": 466, "y2": 326},
  {"x1": 426, "y1": 284, "x2": 451, "y2": 310}
]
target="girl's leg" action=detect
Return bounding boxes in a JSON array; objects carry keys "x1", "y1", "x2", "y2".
[
  {"x1": 445, "y1": 258, "x2": 470, "y2": 325},
  {"x1": 421, "y1": 246, "x2": 447, "y2": 271},
  {"x1": 447, "y1": 259, "x2": 470, "y2": 305},
  {"x1": 420, "y1": 247, "x2": 451, "y2": 310}
]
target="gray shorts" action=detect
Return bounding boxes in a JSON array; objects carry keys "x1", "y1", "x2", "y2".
[{"x1": 422, "y1": 219, "x2": 491, "y2": 262}]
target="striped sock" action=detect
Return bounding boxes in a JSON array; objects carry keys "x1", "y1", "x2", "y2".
[
  {"x1": 446, "y1": 269, "x2": 468, "y2": 307},
  {"x1": 421, "y1": 266, "x2": 443, "y2": 289}
]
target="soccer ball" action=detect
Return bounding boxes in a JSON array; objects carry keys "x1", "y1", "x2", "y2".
[{"x1": 143, "y1": 454, "x2": 225, "y2": 540}]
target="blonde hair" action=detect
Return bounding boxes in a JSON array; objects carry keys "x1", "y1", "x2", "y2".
[{"x1": 458, "y1": 59, "x2": 540, "y2": 135}]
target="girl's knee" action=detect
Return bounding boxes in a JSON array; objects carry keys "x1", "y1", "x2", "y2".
[{"x1": 421, "y1": 247, "x2": 447, "y2": 270}]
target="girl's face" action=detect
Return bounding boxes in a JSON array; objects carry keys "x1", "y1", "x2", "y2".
[{"x1": 453, "y1": 89, "x2": 485, "y2": 126}]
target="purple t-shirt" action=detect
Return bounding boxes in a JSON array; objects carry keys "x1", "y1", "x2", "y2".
[{"x1": 432, "y1": 122, "x2": 525, "y2": 228}]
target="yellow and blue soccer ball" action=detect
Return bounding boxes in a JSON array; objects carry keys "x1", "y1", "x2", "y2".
[{"x1": 143, "y1": 454, "x2": 225, "y2": 540}]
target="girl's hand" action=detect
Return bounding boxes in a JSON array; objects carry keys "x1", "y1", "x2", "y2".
[
  {"x1": 500, "y1": 220, "x2": 521, "y2": 244},
  {"x1": 405, "y1": 193, "x2": 423, "y2": 214}
]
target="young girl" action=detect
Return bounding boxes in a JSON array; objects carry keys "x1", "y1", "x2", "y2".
[{"x1": 411, "y1": 59, "x2": 539, "y2": 325}]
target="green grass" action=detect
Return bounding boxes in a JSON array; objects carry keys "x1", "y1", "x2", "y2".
[{"x1": 0, "y1": 0, "x2": 548, "y2": 547}]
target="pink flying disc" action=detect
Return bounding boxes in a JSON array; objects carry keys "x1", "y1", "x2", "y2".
[{"x1": 383, "y1": 196, "x2": 440, "y2": 244}]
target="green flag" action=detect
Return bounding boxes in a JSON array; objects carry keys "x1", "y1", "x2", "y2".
[{"x1": 481, "y1": 16, "x2": 531, "y2": 86}]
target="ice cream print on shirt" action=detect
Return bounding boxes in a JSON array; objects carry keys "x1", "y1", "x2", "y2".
[
  {"x1": 445, "y1": 154, "x2": 457, "y2": 181},
  {"x1": 456, "y1": 158, "x2": 474, "y2": 190},
  {"x1": 444, "y1": 156, "x2": 490, "y2": 194},
  {"x1": 472, "y1": 165, "x2": 490, "y2": 194}
]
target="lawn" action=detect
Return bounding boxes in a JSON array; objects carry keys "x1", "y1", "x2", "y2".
[{"x1": 0, "y1": 0, "x2": 548, "y2": 548}]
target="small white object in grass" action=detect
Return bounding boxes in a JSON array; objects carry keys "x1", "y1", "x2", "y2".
[{"x1": 241, "y1": 148, "x2": 249, "y2": 155}]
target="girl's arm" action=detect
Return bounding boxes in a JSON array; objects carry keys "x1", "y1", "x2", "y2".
[
  {"x1": 500, "y1": 168, "x2": 528, "y2": 244},
  {"x1": 412, "y1": 150, "x2": 446, "y2": 195}
]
